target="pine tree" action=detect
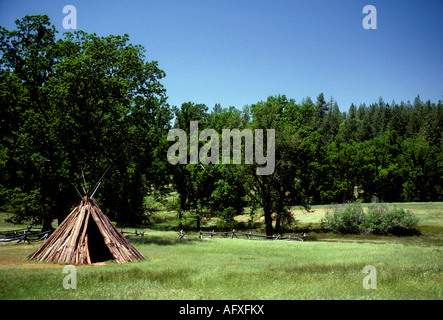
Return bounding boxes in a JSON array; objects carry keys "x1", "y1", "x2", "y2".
[{"x1": 315, "y1": 92, "x2": 329, "y2": 124}]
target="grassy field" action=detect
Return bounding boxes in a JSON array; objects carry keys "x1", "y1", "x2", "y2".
[{"x1": 0, "y1": 202, "x2": 442, "y2": 300}]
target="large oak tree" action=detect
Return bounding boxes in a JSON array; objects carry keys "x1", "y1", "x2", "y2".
[{"x1": 0, "y1": 15, "x2": 172, "y2": 229}]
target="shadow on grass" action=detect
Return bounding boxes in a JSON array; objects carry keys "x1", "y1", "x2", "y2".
[{"x1": 128, "y1": 235, "x2": 205, "y2": 246}]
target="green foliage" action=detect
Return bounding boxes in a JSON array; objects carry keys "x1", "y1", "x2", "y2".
[
  {"x1": 169, "y1": 102, "x2": 248, "y2": 230},
  {"x1": 243, "y1": 95, "x2": 315, "y2": 235},
  {"x1": 168, "y1": 93, "x2": 441, "y2": 234},
  {"x1": 210, "y1": 173, "x2": 245, "y2": 218},
  {"x1": 215, "y1": 207, "x2": 238, "y2": 229},
  {"x1": 364, "y1": 202, "x2": 392, "y2": 235},
  {"x1": 382, "y1": 207, "x2": 420, "y2": 236},
  {"x1": 364, "y1": 203, "x2": 419, "y2": 236},
  {"x1": 322, "y1": 201, "x2": 366, "y2": 234},
  {"x1": 322, "y1": 201, "x2": 420, "y2": 236},
  {"x1": 0, "y1": 15, "x2": 172, "y2": 227}
]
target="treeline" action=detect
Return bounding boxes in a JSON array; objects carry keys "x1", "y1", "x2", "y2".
[
  {"x1": 1, "y1": 15, "x2": 442, "y2": 236},
  {"x1": 289, "y1": 93, "x2": 443, "y2": 204},
  {"x1": 170, "y1": 95, "x2": 442, "y2": 235}
]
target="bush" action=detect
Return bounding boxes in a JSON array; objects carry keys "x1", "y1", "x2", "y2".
[
  {"x1": 216, "y1": 207, "x2": 238, "y2": 229},
  {"x1": 322, "y1": 201, "x2": 366, "y2": 234},
  {"x1": 305, "y1": 231, "x2": 318, "y2": 241},
  {"x1": 365, "y1": 202, "x2": 391, "y2": 235},
  {"x1": 384, "y1": 207, "x2": 420, "y2": 236},
  {"x1": 142, "y1": 195, "x2": 171, "y2": 224},
  {"x1": 321, "y1": 201, "x2": 420, "y2": 236}
]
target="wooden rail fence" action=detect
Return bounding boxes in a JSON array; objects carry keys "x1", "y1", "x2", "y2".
[
  {"x1": 0, "y1": 227, "x2": 52, "y2": 244},
  {"x1": 178, "y1": 229, "x2": 307, "y2": 241},
  {"x1": 1, "y1": 227, "x2": 307, "y2": 245},
  {"x1": 120, "y1": 230, "x2": 146, "y2": 237},
  {"x1": 0, "y1": 227, "x2": 146, "y2": 245}
]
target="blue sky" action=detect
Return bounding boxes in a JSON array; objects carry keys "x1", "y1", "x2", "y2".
[{"x1": 1, "y1": 0, "x2": 442, "y2": 111}]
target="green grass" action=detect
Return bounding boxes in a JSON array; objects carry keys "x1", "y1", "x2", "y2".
[
  {"x1": 1, "y1": 230, "x2": 442, "y2": 299},
  {"x1": 1, "y1": 202, "x2": 442, "y2": 300}
]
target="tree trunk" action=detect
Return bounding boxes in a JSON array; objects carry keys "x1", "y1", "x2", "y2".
[
  {"x1": 275, "y1": 212, "x2": 282, "y2": 235},
  {"x1": 274, "y1": 193, "x2": 285, "y2": 234},
  {"x1": 57, "y1": 209, "x2": 69, "y2": 227},
  {"x1": 177, "y1": 207, "x2": 183, "y2": 230},
  {"x1": 41, "y1": 218, "x2": 55, "y2": 232},
  {"x1": 196, "y1": 217, "x2": 200, "y2": 231},
  {"x1": 263, "y1": 199, "x2": 273, "y2": 236},
  {"x1": 196, "y1": 210, "x2": 201, "y2": 231}
]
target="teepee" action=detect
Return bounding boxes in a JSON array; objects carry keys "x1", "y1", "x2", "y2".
[{"x1": 29, "y1": 191, "x2": 145, "y2": 264}]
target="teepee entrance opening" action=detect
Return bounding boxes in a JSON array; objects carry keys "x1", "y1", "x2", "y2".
[{"x1": 86, "y1": 215, "x2": 114, "y2": 263}]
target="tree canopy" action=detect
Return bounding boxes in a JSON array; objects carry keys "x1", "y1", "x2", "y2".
[{"x1": 0, "y1": 15, "x2": 172, "y2": 229}]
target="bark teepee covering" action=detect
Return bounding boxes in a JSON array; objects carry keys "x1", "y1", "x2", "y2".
[{"x1": 29, "y1": 195, "x2": 145, "y2": 264}]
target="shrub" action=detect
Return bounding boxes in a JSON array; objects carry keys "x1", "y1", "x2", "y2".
[
  {"x1": 322, "y1": 201, "x2": 420, "y2": 236},
  {"x1": 143, "y1": 195, "x2": 165, "y2": 213},
  {"x1": 216, "y1": 207, "x2": 237, "y2": 229},
  {"x1": 364, "y1": 202, "x2": 420, "y2": 236},
  {"x1": 365, "y1": 202, "x2": 391, "y2": 235},
  {"x1": 384, "y1": 207, "x2": 420, "y2": 236},
  {"x1": 321, "y1": 201, "x2": 366, "y2": 234},
  {"x1": 305, "y1": 231, "x2": 318, "y2": 241},
  {"x1": 142, "y1": 195, "x2": 170, "y2": 224}
]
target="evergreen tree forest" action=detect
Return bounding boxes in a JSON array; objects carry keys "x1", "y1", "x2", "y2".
[{"x1": 1, "y1": 16, "x2": 442, "y2": 235}]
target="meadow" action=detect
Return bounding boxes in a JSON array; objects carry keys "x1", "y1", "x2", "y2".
[{"x1": 0, "y1": 202, "x2": 442, "y2": 300}]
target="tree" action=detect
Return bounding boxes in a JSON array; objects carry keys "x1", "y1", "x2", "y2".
[
  {"x1": 0, "y1": 15, "x2": 172, "y2": 228},
  {"x1": 338, "y1": 103, "x2": 358, "y2": 141},
  {"x1": 1, "y1": 15, "x2": 58, "y2": 229},
  {"x1": 244, "y1": 95, "x2": 313, "y2": 235},
  {"x1": 207, "y1": 164, "x2": 246, "y2": 228},
  {"x1": 169, "y1": 101, "x2": 209, "y2": 229},
  {"x1": 388, "y1": 102, "x2": 409, "y2": 138},
  {"x1": 356, "y1": 130, "x2": 403, "y2": 202},
  {"x1": 322, "y1": 101, "x2": 343, "y2": 144},
  {"x1": 170, "y1": 102, "x2": 249, "y2": 230},
  {"x1": 314, "y1": 92, "x2": 328, "y2": 125},
  {"x1": 325, "y1": 136, "x2": 356, "y2": 202},
  {"x1": 206, "y1": 106, "x2": 248, "y2": 226},
  {"x1": 400, "y1": 137, "x2": 441, "y2": 201}
]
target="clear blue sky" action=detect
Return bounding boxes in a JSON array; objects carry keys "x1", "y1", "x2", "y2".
[{"x1": 1, "y1": 0, "x2": 442, "y2": 111}]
